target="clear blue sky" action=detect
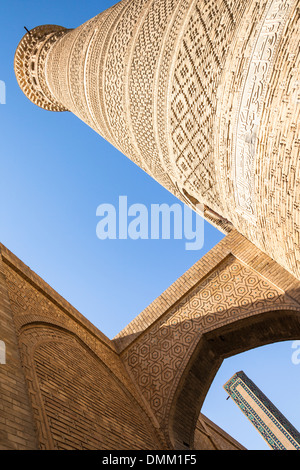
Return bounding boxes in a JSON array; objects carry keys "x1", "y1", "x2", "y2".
[{"x1": 1, "y1": 0, "x2": 299, "y2": 451}]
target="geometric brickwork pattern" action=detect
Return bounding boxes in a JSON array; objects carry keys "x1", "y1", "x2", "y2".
[
  {"x1": 14, "y1": 0, "x2": 300, "y2": 281},
  {"x1": 121, "y1": 254, "x2": 300, "y2": 426},
  {"x1": 224, "y1": 371, "x2": 300, "y2": 450},
  {"x1": 170, "y1": 0, "x2": 248, "y2": 214}
]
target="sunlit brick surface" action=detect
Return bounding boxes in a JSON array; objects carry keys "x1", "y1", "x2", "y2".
[{"x1": 14, "y1": 0, "x2": 300, "y2": 280}]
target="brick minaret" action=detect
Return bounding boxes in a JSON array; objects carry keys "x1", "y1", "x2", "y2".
[{"x1": 14, "y1": 0, "x2": 299, "y2": 279}]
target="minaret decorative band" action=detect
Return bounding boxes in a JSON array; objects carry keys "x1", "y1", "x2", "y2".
[{"x1": 14, "y1": 25, "x2": 70, "y2": 112}]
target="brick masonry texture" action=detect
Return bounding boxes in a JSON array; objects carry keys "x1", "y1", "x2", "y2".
[
  {"x1": 0, "y1": 244, "x2": 166, "y2": 450},
  {"x1": 0, "y1": 231, "x2": 299, "y2": 450}
]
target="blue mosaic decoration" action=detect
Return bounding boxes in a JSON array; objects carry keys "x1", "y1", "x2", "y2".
[{"x1": 224, "y1": 371, "x2": 300, "y2": 450}]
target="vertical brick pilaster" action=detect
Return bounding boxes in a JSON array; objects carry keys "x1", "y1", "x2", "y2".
[{"x1": 0, "y1": 249, "x2": 38, "y2": 450}]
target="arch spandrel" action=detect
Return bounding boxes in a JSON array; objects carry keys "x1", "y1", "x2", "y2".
[{"x1": 121, "y1": 252, "x2": 300, "y2": 447}]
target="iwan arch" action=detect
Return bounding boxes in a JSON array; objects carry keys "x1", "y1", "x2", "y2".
[{"x1": 0, "y1": 0, "x2": 298, "y2": 450}]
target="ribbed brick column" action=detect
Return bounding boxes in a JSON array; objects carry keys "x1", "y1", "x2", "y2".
[{"x1": 14, "y1": 0, "x2": 300, "y2": 280}]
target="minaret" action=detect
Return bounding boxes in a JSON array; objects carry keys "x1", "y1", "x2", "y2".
[
  {"x1": 224, "y1": 371, "x2": 300, "y2": 450},
  {"x1": 14, "y1": 0, "x2": 299, "y2": 280}
]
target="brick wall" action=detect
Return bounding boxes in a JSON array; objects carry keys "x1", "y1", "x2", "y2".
[
  {"x1": 0, "y1": 244, "x2": 165, "y2": 450},
  {"x1": 0, "y1": 255, "x2": 37, "y2": 450}
]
